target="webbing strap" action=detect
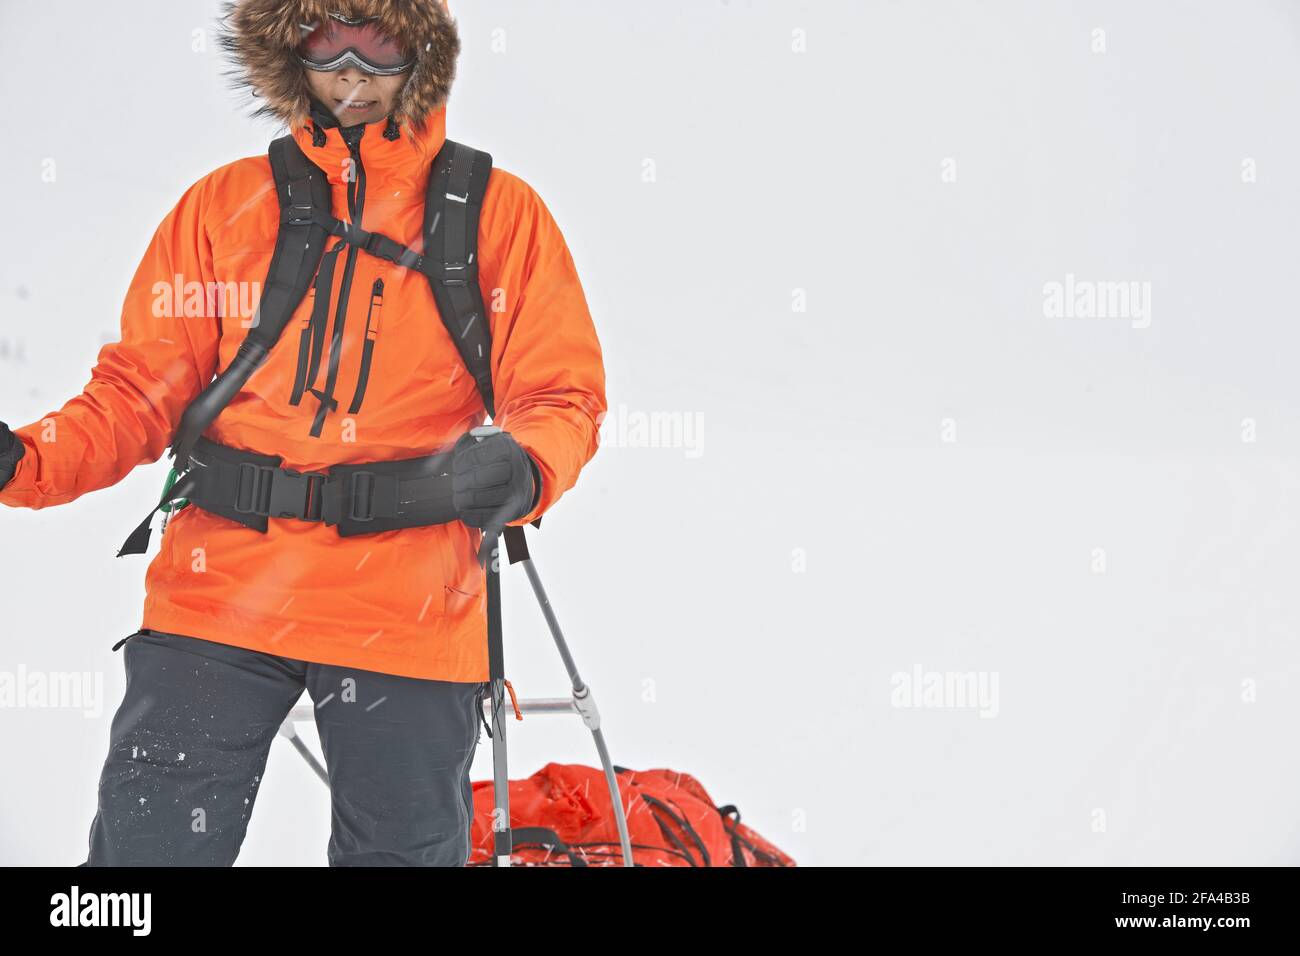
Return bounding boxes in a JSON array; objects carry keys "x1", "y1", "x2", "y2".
[
  {"x1": 173, "y1": 437, "x2": 460, "y2": 536},
  {"x1": 428, "y1": 141, "x2": 496, "y2": 418},
  {"x1": 289, "y1": 244, "x2": 341, "y2": 406},
  {"x1": 291, "y1": 206, "x2": 435, "y2": 275},
  {"x1": 291, "y1": 139, "x2": 497, "y2": 420},
  {"x1": 167, "y1": 135, "x2": 495, "y2": 480},
  {"x1": 296, "y1": 204, "x2": 490, "y2": 301},
  {"x1": 509, "y1": 828, "x2": 589, "y2": 867},
  {"x1": 138, "y1": 136, "x2": 514, "y2": 606},
  {"x1": 347, "y1": 279, "x2": 384, "y2": 415},
  {"x1": 640, "y1": 793, "x2": 712, "y2": 867},
  {"x1": 246, "y1": 138, "x2": 334, "y2": 353},
  {"x1": 166, "y1": 136, "x2": 331, "y2": 474}
]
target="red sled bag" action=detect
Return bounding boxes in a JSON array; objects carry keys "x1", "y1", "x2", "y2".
[{"x1": 468, "y1": 763, "x2": 796, "y2": 867}]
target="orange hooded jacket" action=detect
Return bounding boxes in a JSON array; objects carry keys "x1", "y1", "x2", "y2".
[{"x1": 0, "y1": 89, "x2": 606, "y2": 683}]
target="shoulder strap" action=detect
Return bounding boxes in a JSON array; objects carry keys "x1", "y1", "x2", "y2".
[
  {"x1": 420, "y1": 143, "x2": 540, "y2": 553},
  {"x1": 171, "y1": 139, "x2": 497, "y2": 463},
  {"x1": 423, "y1": 140, "x2": 496, "y2": 419},
  {"x1": 170, "y1": 135, "x2": 332, "y2": 466}
]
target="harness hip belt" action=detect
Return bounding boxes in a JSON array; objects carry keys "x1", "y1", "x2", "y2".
[{"x1": 182, "y1": 437, "x2": 459, "y2": 537}]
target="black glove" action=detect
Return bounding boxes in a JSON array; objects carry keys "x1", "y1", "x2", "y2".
[
  {"x1": 0, "y1": 421, "x2": 24, "y2": 491},
  {"x1": 451, "y1": 430, "x2": 541, "y2": 530}
]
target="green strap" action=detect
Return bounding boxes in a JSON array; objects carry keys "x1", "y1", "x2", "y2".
[{"x1": 159, "y1": 467, "x2": 190, "y2": 514}]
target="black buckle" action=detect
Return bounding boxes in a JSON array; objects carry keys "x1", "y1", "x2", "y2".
[
  {"x1": 362, "y1": 232, "x2": 425, "y2": 273},
  {"x1": 302, "y1": 472, "x2": 327, "y2": 522},
  {"x1": 282, "y1": 205, "x2": 313, "y2": 227},
  {"x1": 235, "y1": 463, "x2": 327, "y2": 520},
  {"x1": 270, "y1": 469, "x2": 327, "y2": 521},
  {"x1": 234, "y1": 463, "x2": 275, "y2": 515},
  {"x1": 441, "y1": 262, "x2": 474, "y2": 287},
  {"x1": 282, "y1": 178, "x2": 314, "y2": 226},
  {"x1": 348, "y1": 471, "x2": 376, "y2": 522},
  {"x1": 397, "y1": 248, "x2": 425, "y2": 271}
]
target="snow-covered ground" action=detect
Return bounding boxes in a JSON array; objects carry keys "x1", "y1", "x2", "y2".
[{"x1": 2, "y1": 0, "x2": 1299, "y2": 866}]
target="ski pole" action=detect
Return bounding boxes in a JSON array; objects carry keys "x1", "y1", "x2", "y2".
[{"x1": 472, "y1": 425, "x2": 514, "y2": 868}]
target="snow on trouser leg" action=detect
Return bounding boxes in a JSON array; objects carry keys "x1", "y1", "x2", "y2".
[
  {"x1": 84, "y1": 630, "x2": 485, "y2": 867},
  {"x1": 85, "y1": 631, "x2": 305, "y2": 866}
]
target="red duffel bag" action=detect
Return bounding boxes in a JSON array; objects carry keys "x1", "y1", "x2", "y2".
[{"x1": 468, "y1": 763, "x2": 796, "y2": 867}]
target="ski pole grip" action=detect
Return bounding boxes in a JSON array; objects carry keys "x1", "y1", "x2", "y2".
[{"x1": 468, "y1": 424, "x2": 507, "y2": 567}]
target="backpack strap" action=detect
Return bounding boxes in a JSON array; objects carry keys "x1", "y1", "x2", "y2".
[
  {"x1": 278, "y1": 139, "x2": 534, "y2": 557},
  {"x1": 170, "y1": 135, "x2": 332, "y2": 468},
  {"x1": 277, "y1": 139, "x2": 497, "y2": 418},
  {"x1": 123, "y1": 137, "x2": 501, "y2": 558},
  {"x1": 424, "y1": 141, "x2": 496, "y2": 418},
  {"x1": 119, "y1": 136, "x2": 331, "y2": 557}
]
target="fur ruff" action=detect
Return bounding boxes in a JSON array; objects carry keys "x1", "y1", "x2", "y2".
[{"x1": 218, "y1": 0, "x2": 460, "y2": 129}]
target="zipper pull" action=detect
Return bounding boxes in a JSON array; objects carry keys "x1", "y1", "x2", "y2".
[
  {"x1": 366, "y1": 279, "x2": 384, "y2": 337},
  {"x1": 342, "y1": 125, "x2": 365, "y2": 161},
  {"x1": 111, "y1": 631, "x2": 143, "y2": 652}
]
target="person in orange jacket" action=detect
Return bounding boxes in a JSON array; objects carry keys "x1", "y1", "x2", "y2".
[{"x1": 0, "y1": 0, "x2": 606, "y2": 866}]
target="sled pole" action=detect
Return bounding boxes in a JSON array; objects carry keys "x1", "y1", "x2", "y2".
[
  {"x1": 486, "y1": 532, "x2": 513, "y2": 868},
  {"x1": 521, "y1": 556, "x2": 634, "y2": 868},
  {"x1": 274, "y1": 522, "x2": 632, "y2": 868},
  {"x1": 277, "y1": 720, "x2": 329, "y2": 785},
  {"x1": 489, "y1": 677, "x2": 512, "y2": 867}
]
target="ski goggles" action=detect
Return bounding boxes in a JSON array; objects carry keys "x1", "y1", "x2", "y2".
[{"x1": 298, "y1": 14, "x2": 415, "y2": 76}]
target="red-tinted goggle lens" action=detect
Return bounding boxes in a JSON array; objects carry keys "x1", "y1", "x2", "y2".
[{"x1": 298, "y1": 20, "x2": 413, "y2": 74}]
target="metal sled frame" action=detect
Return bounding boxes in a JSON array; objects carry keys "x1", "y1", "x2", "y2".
[{"x1": 277, "y1": 541, "x2": 635, "y2": 868}]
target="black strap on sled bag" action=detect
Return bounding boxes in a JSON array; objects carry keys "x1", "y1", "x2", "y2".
[{"x1": 119, "y1": 133, "x2": 504, "y2": 558}]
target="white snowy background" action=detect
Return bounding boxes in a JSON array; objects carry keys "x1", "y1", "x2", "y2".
[{"x1": 1, "y1": 0, "x2": 1299, "y2": 866}]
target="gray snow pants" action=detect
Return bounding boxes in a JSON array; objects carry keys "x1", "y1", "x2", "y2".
[{"x1": 84, "y1": 629, "x2": 485, "y2": 867}]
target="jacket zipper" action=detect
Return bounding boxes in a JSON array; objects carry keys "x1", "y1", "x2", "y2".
[
  {"x1": 308, "y1": 124, "x2": 368, "y2": 438},
  {"x1": 348, "y1": 278, "x2": 384, "y2": 415}
]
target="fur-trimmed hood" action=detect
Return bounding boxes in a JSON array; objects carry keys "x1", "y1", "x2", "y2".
[{"x1": 219, "y1": 0, "x2": 460, "y2": 129}]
